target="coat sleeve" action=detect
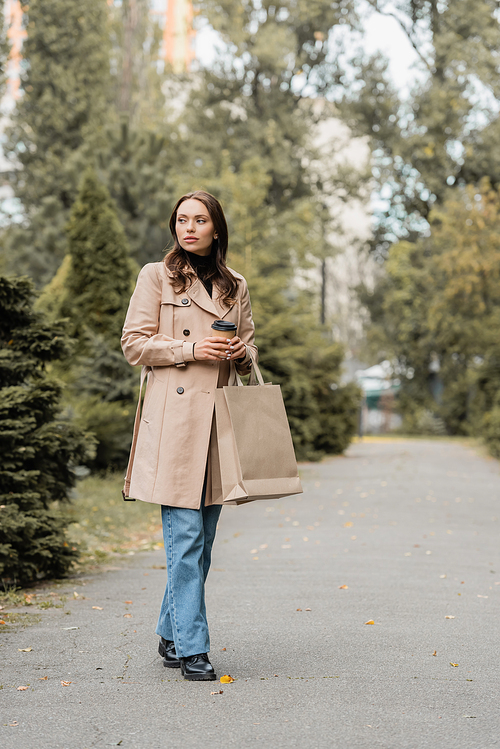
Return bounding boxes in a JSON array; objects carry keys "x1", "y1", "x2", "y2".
[
  {"x1": 235, "y1": 276, "x2": 258, "y2": 375},
  {"x1": 121, "y1": 263, "x2": 195, "y2": 367}
]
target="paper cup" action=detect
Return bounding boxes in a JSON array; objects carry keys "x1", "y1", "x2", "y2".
[{"x1": 211, "y1": 320, "x2": 237, "y2": 338}]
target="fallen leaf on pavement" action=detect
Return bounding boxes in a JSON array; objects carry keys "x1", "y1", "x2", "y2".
[
  {"x1": 450, "y1": 662, "x2": 459, "y2": 667},
  {"x1": 92, "y1": 606, "x2": 103, "y2": 610},
  {"x1": 211, "y1": 690, "x2": 223, "y2": 695},
  {"x1": 339, "y1": 585, "x2": 348, "y2": 589},
  {"x1": 18, "y1": 647, "x2": 32, "y2": 652},
  {"x1": 9, "y1": 721, "x2": 19, "y2": 726},
  {"x1": 123, "y1": 614, "x2": 132, "y2": 618},
  {"x1": 221, "y1": 647, "x2": 226, "y2": 651},
  {"x1": 39, "y1": 676, "x2": 48, "y2": 680},
  {"x1": 365, "y1": 620, "x2": 375, "y2": 625},
  {"x1": 61, "y1": 681, "x2": 72, "y2": 686},
  {"x1": 0, "y1": 620, "x2": 6, "y2": 624},
  {"x1": 296, "y1": 608, "x2": 302, "y2": 611},
  {"x1": 344, "y1": 521, "x2": 354, "y2": 528},
  {"x1": 305, "y1": 608, "x2": 311, "y2": 611},
  {"x1": 17, "y1": 686, "x2": 29, "y2": 691},
  {"x1": 124, "y1": 600, "x2": 133, "y2": 604},
  {"x1": 220, "y1": 674, "x2": 234, "y2": 683},
  {"x1": 445, "y1": 615, "x2": 455, "y2": 619},
  {"x1": 432, "y1": 651, "x2": 437, "y2": 656}
]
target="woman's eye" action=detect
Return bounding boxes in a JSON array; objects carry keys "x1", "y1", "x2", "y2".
[
  {"x1": 197, "y1": 219, "x2": 206, "y2": 224},
  {"x1": 178, "y1": 218, "x2": 185, "y2": 223}
]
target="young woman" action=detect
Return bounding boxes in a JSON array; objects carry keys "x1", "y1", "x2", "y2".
[{"x1": 121, "y1": 191, "x2": 257, "y2": 681}]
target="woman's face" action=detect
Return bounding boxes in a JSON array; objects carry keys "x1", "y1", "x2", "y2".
[{"x1": 175, "y1": 198, "x2": 216, "y2": 257}]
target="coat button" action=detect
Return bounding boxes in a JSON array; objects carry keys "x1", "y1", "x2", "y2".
[
  {"x1": 181, "y1": 298, "x2": 189, "y2": 305},
  {"x1": 176, "y1": 387, "x2": 184, "y2": 394},
  {"x1": 183, "y1": 329, "x2": 190, "y2": 336}
]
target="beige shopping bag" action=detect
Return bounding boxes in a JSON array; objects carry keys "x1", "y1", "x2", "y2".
[{"x1": 212, "y1": 355, "x2": 303, "y2": 505}]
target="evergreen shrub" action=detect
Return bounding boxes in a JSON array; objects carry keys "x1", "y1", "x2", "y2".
[{"x1": 0, "y1": 276, "x2": 89, "y2": 584}]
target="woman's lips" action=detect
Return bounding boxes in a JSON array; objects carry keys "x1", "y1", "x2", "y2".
[{"x1": 184, "y1": 237, "x2": 198, "y2": 242}]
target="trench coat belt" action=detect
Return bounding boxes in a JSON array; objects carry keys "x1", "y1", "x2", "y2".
[{"x1": 122, "y1": 365, "x2": 150, "y2": 500}]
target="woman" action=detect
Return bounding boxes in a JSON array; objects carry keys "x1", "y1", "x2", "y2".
[{"x1": 121, "y1": 191, "x2": 257, "y2": 681}]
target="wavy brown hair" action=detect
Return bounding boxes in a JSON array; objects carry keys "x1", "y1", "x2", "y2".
[{"x1": 165, "y1": 191, "x2": 238, "y2": 306}]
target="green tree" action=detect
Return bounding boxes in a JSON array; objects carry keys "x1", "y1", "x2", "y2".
[
  {"x1": 110, "y1": 0, "x2": 166, "y2": 128},
  {"x1": 3, "y1": 0, "x2": 111, "y2": 284},
  {"x1": 40, "y1": 170, "x2": 138, "y2": 469},
  {"x1": 100, "y1": 1, "x2": 179, "y2": 266},
  {"x1": 63, "y1": 169, "x2": 135, "y2": 346},
  {"x1": 96, "y1": 123, "x2": 180, "y2": 267},
  {"x1": 0, "y1": 276, "x2": 89, "y2": 585},
  {"x1": 363, "y1": 180, "x2": 500, "y2": 440},
  {"x1": 343, "y1": 0, "x2": 500, "y2": 254}
]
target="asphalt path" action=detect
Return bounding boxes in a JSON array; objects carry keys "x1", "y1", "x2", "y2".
[{"x1": 1, "y1": 438, "x2": 499, "y2": 748}]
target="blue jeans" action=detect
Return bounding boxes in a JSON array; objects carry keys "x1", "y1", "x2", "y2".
[{"x1": 155, "y1": 485, "x2": 222, "y2": 658}]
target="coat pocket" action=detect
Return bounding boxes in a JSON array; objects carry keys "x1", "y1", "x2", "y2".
[{"x1": 142, "y1": 371, "x2": 165, "y2": 422}]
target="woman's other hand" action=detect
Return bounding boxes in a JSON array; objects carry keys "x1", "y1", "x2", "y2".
[{"x1": 193, "y1": 336, "x2": 246, "y2": 362}]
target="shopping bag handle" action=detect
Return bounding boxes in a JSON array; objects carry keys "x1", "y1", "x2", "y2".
[{"x1": 228, "y1": 349, "x2": 265, "y2": 387}]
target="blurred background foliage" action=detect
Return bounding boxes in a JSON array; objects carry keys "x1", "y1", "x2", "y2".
[
  {"x1": 344, "y1": 0, "x2": 500, "y2": 448},
  {"x1": 2, "y1": 0, "x2": 500, "y2": 583}
]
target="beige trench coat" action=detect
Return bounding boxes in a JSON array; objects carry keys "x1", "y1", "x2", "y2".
[{"x1": 121, "y1": 261, "x2": 258, "y2": 509}]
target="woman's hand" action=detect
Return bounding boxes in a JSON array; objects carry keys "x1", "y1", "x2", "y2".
[{"x1": 193, "y1": 336, "x2": 246, "y2": 362}]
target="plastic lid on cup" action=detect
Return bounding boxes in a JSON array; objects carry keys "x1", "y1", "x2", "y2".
[{"x1": 211, "y1": 320, "x2": 237, "y2": 332}]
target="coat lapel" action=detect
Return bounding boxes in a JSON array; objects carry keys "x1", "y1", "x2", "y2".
[{"x1": 187, "y1": 277, "x2": 233, "y2": 320}]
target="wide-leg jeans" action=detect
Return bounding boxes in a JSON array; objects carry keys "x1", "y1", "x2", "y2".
[{"x1": 155, "y1": 487, "x2": 222, "y2": 658}]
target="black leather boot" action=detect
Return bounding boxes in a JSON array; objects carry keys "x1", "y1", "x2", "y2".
[
  {"x1": 179, "y1": 653, "x2": 216, "y2": 681},
  {"x1": 158, "y1": 637, "x2": 180, "y2": 668}
]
